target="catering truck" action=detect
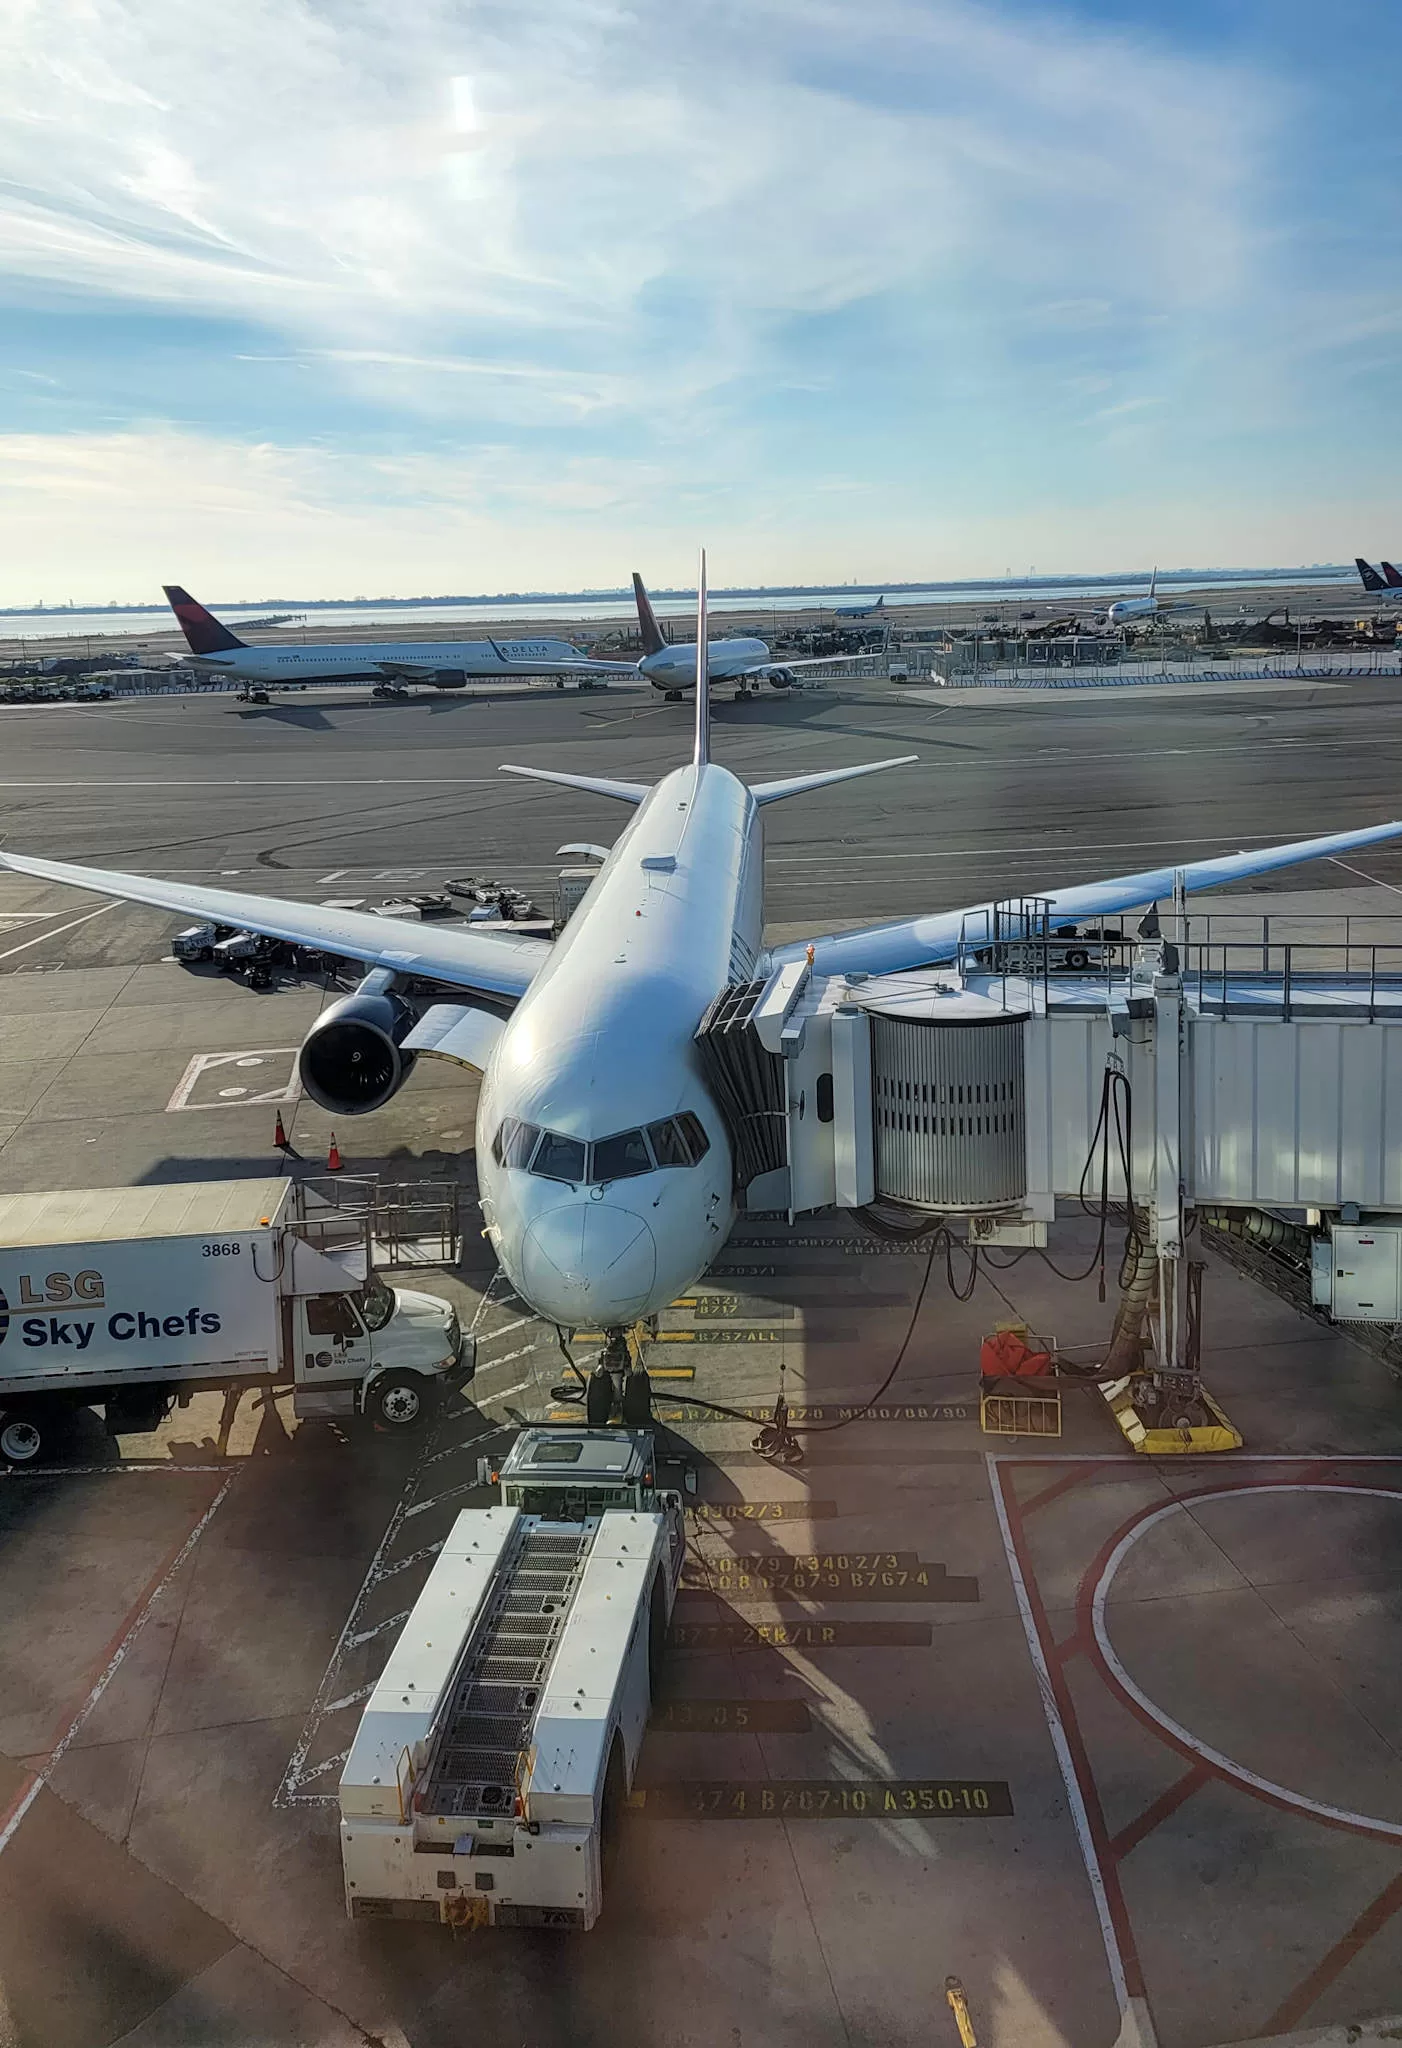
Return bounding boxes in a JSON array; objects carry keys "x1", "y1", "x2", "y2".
[
  {"x1": 339, "y1": 1426, "x2": 686, "y2": 1931},
  {"x1": 0, "y1": 1178, "x2": 471, "y2": 1464}
]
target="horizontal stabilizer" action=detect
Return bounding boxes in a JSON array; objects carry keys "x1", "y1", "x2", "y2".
[
  {"x1": 749, "y1": 755, "x2": 917, "y2": 807},
  {"x1": 498, "y1": 764, "x2": 649, "y2": 804}
]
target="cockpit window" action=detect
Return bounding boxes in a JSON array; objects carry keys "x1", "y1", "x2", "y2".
[
  {"x1": 532, "y1": 1130, "x2": 588, "y2": 1183},
  {"x1": 590, "y1": 1128, "x2": 653, "y2": 1182},
  {"x1": 676, "y1": 1111, "x2": 711, "y2": 1163},
  {"x1": 647, "y1": 1117, "x2": 690, "y2": 1168},
  {"x1": 493, "y1": 1112, "x2": 710, "y2": 1181}
]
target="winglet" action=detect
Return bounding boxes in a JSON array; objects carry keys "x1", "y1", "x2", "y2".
[
  {"x1": 631, "y1": 572, "x2": 666, "y2": 657},
  {"x1": 694, "y1": 549, "x2": 710, "y2": 768},
  {"x1": 162, "y1": 586, "x2": 246, "y2": 656}
]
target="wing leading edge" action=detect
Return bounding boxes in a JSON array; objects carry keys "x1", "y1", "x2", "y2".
[
  {"x1": 0, "y1": 851, "x2": 548, "y2": 1002},
  {"x1": 766, "y1": 817, "x2": 1402, "y2": 979}
]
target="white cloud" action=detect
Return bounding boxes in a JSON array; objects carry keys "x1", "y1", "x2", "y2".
[{"x1": 0, "y1": 0, "x2": 1272, "y2": 430}]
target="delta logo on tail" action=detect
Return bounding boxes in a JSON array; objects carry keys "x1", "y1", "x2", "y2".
[{"x1": 163, "y1": 585, "x2": 247, "y2": 656}]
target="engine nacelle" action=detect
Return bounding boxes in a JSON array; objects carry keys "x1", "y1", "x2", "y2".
[
  {"x1": 298, "y1": 978, "x2": 418, "y2": 1114},
  {"x1": 427, "y1": 669, "x2": 468, "y2": 690},
  {"x1": 765, "y1": 667, "x2": 795, "y2": 689}
]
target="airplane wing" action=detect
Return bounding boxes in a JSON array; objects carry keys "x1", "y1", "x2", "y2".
[
  {"x1": 0, "y1": 851, "x2": 549, "y2": 1002},
  {"x1": 737, "y1": 653, "x2": 883, "y2": 676},
  {"x1": 372, "y1": 657, "x2": 637, "y2": 682},
  {"x1": 764, "y1": 817, "x2": 1402, "y2": 979}
]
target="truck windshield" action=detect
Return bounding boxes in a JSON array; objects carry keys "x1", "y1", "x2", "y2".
[{"x1": 358, "y1": 1271, "x2": 395, "y2": 1333}]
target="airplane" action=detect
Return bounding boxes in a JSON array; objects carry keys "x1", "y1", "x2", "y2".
[
  {"x1": 162, "y1": 586, "x2": 635, "y2": 690},
  {"x1": 1105, "y1": 569, "x2": 1197, "y2": 628},
  {"x1": 7, "y1": 552, "x2": 1402, "y2": 1420},
  {"x1": 834, "y1": 594, "x2": 886, "y2": 619},
  {"x1": 1355, "y1": 559, "x2": 1402, "y2": 595},
  {"x1": 628, "y1": 571, "x2": 875, "y2": 699}
]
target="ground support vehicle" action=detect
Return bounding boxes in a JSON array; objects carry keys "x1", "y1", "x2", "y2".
[
  {"x1": 340, "y1": 1426, "x2": 685, "y2": 1930},
  {"x1": 0, "y1": 1178, "x2": 470, "y2": 1462}
]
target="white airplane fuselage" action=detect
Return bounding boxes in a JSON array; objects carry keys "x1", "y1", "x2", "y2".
[
  {"x1": 1106, "y1": 596, "x2": 1159, "y2": 626},
  {"x1": 639, "y1": 637, "x2": 772, "y2": 689},
  {"x1": 477, "y1": 761, "x2": 762, "y2": 1328},
  {"x1": 187, "y1": 638, "x2": 605, "y2": 684}
]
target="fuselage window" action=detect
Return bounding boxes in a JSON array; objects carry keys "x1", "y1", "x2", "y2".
[
  {"x1": 532, "y1": 1130, "x2": 587, "y2": 1183},
  {"x1": 590, "y1": 1128, "x2": 653, "y2": 1181},
  {"x1": 646, "y1": 1118, "x2": 690, "y2": 1168},
  {"x1": 676, "y1": 1111, "x2": 711, "y2": 1163}
]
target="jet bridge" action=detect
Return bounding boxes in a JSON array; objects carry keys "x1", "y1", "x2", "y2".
[{"x1": 710, "y1": 908, "x2": 1402, "y2": 1412}]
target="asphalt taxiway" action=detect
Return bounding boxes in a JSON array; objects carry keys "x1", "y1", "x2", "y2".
[{"x1": 2, "y1": 678, "x2": 1402, "y2": 2048}]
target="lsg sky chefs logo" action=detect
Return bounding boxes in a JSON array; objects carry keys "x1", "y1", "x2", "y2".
[{"x1": 0, "y1": 1269, "x2": 222, "y2": 1350}]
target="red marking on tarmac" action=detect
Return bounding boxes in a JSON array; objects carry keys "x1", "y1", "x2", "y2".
[
  {"x1": 1262, "y1": 1867, "x2": 1402, "y2": 2036},
  {"x1": 0, "y1": 1482, "x2": 223, "y2": 1847},
  {"x1": 994, "y1": 1464, "x2": 1148, "y2": 2000},
  {"x1": 1107, "y1": 1762, "x2": 1211, "y2": 1863},
  {"x1": 1017, "y1": 1463, "x2": 1101, "y2": 1519}
]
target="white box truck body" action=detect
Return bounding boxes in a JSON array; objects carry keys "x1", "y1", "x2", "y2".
[{"x1": 0, "y1": 1179, "x2": 472, "y2": 1463}]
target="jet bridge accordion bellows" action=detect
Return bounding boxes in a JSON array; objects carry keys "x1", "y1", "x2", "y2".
[
  {"x1": 867, "y1": 1007, "x2": 1027, "y2": 1210},
  {"x1": 696, "y1": 980, "x2": 788, "y2": 1195}
]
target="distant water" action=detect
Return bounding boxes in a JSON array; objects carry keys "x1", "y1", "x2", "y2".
[{"x1": 0, "y1": 567, "x2": 1359, "y2": 642}]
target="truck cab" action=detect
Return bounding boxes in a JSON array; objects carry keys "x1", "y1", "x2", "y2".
[{"x1": 293, "y1": 1270, "x2": 465, "y2": 1431}]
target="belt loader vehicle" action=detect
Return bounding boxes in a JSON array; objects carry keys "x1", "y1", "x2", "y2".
[
  {"x1": 339, "y1": 1425, "x2": 686, "y2": 1930},
  {"x1": 0, "y1": 1178, "x2": 470, "y2": 1463}
]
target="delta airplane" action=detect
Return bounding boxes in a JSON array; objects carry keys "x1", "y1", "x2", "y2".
[
  {"x1": 163, "y1": 586, "x2": 635, "y2": 690},
  {"x1": 7, "y1": 554, "x2": 1402, "y2": 1416},
  {"x1": 1105, "y1": 568, "x2": 1197, "y2": 627},
  {"x1": 629, "y1": 572, "x2": 873, "y2": 699}
]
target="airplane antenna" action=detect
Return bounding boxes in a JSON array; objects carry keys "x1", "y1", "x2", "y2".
[{"x1": 693, "y1": 547, "x2": 711, "y2": 767}]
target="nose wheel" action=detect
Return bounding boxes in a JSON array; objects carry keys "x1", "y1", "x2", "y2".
[{"x1": 584, "y1": 1327, "x2": 654, "y2": 1427}]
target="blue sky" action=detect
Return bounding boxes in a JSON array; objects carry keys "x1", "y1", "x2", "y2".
[{"x1": 2, "y1": 0, "x2": 1399, "y2": 600}]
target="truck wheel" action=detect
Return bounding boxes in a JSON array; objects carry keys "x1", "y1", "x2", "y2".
[
  {"x1": 0, "y1": 1416, "x2": 44, "y2": 1465},
  {"x1": 585, "y1": 1367, "x2": 615, "y2": 1428},
  {"x1": 1066, "y1": 948, "x2": 1090, "y2": 970},
  {"x1": 365, "y1": 1372, "x2": 437, "y2": 1433}
]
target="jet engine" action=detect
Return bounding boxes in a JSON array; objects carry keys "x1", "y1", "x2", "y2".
[
  {"x1": 427, "y1": 670, "x2": 469, "y2": 690},
  {"x1": 298, "y1": 974, "x2": 418, "y2": 1113},
  {"x1": 764, "y1": 667, "x2": 795, "y2": 689}
]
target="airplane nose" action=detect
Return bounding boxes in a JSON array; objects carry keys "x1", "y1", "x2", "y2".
[{"x1": 519, "y1": 1203, "x2": 658, "y2": 1324}]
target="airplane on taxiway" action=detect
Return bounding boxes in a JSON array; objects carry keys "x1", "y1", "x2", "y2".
[
  {"x1": 627, "y1": 571, "x2": 874, "y2": 698},
  {"x1": 833, "y1": 594, "x2": 886, "y2": 619},
  {"x1": 1104, "y1": 568, "x2": 1198, "y2": 627},
  {"x1": 162, "y1": 586, "x2": 636, "y2": 690},
  {"x1": 7, "y1": 553, "x2": 1402, "y2": 1417}
]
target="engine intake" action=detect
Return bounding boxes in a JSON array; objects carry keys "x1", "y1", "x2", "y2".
[{"x1": 299, "y1": 977, "x2": 418, "y2": 1114}]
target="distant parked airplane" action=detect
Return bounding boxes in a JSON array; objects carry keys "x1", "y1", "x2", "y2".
[
  {"x1": 1105, "y1": 569, "x2": 1196, "y2": 628},
  {"x1": 162, "y1": 587, "x2": 633, "y2": 689},
  {"x1": 1355, "y1": 559, "x2": 1402, "y2": 594},
  {"x1": 628, "y1": 573, "x2": 874, "y2": 699}
]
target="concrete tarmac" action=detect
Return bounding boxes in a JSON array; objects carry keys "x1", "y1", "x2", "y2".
[{"x1": 1, "y1": 678, "x2": 1402, "y2": 2047}]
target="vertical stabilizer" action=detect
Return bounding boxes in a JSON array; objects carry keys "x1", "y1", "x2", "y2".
[
  {"x1": 693, "y1": 550, "x2": 710, "y2": 768},
  {"x1": 1384, "y1": 562, "x2": 1402, "y2": 589},
  {"x1": 631, "y1": 572, "x2": 666, "y2": 656},
  {"x1": 1357, "y1": 558, "x2": 1386, "y2": 592},
  {"x1": 1148, "y1": 565, "x2": 1158, "y2": 597},
  {"x1": 162, "y1": 586, "x2": 247, "y2": 655}
]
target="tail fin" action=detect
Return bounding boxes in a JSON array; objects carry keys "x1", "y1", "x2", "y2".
[
  {"x1": 694, "y1": 550, "x2": 710, "y2": 768},
  {"x1": 1357, "y1": 558, "x2": 1386, "y2": 592},
  {"x1": 631, "y1": 572, "x2": 666, "y2": 657},
  {"x1": 163, "y1": 586, "x2": 246, "y2": 655},
  {"x1": 1384, "y1": 563, "x2": 1402, "y2": 589},
  {"x1": 1148, "y1": 565, "x2": 1158, "y2": 597}
]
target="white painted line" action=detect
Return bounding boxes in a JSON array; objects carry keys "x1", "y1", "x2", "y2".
[
  {"x1": 1090, "y1": 1483, "x2": 1402, "y2": 1843},
  {"x1": 166, "y1": 1047, "x2": 300, "y2": 1113},
  {"x1": 0, "y1": 901, "x2": 119, "y2": 961},
  {"x1": 344, "y1": 1610, "x2": 411, "y2": 1652},
  {"x1": 0, "y1": 1473, "x2": 233, "y2": 1857},
  {"x1": 293, "y1": 1750, "x2": 350, "y2": 1786},
  {"x1": 483, "y1": 1376, "x2": 534, "y2": 1403},
  {"x1": 325, "y1": 1683, "x2": 377, "y2": 1715},
  {"x1": 372, "y1": 1540, "x2": 447, "y2": 1582},
  {"x1": 0, "y1": 1461, "x2": 234, "y2": 1477},
  {"x1": 317, "y1": 870, "x2": 349, "y2": 885},
  {"x1": 478, "y1": 1316, "x2": 534, "y2": 1347},
  {"x1": 477, "y1": 1344, "x2": 538, "y2": 1376},
  {"x1": 1329, "y1": 856, "x2": 1402, "y2": 898},
  {"x1": 986, "y1": 1456, "x2": 1129, "y2": 2012}
]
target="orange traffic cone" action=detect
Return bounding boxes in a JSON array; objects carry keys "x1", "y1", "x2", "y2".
[
  {"x1": 274, "y1": 1111, "x2": 288, "y2": 1150},
  {"x1": 327, "y1": 1132, "x2": 344, "y2": 1172}
]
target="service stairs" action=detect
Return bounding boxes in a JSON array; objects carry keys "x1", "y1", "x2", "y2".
[{"x1": 419, "y1": 1523, "x2": 593, "y2": 1820}]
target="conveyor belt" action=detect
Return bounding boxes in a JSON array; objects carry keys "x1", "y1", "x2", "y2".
[{"x1": 420, "y1": 1525, "x2": 592, "y2": 1819}]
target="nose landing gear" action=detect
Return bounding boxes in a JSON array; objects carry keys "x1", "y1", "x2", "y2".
[{"x1": 585, "y1": 1325, "x2": 654, "y2": 1428}]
